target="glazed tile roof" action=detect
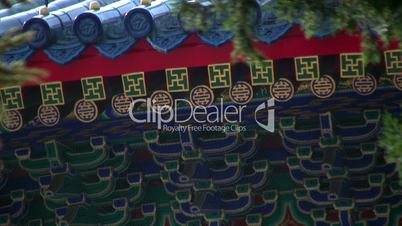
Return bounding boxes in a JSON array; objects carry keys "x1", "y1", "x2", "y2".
[{"x1": 0, "y1": 0, "x2": 332, "y2": 64}]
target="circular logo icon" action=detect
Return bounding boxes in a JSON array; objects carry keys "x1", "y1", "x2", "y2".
[
  {"x1": 270, "y1": 78, "x2": 294, "y2": 102},
  {"x1": 229, "y1": 81, "x2": 253, "y2": 105},
  {"x1": 393, "y1": 75, "x2": 402, "y2": 91},
  {"x1": 310, "y1": 75, "x2": 336, "y2": 98},
  {"x1": 150, "y1": 90, "x2": 173, "y2": 114},
  {"x1": 190, "y1": 85, "x2": 214, "y2": 107},
  {"x1": 112, "y1": 94, "x2": 132, "y2": 115},
  {"x1": 1, "y1": 110, "x2": 23, "y2": 132},
  {"x1": 74, "y1": 99, "x2": 98, "y2": 123},
  {"x1": 352, "y1": 74, "x2": 377, "y2": 96},
  {"x1": 38, "y1": 105, "x2": 60, "y2": 127}
]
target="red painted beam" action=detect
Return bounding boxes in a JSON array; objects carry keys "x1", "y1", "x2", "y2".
[{"x1": 25, "y1": 26, "x2": 397, "y2": 83}]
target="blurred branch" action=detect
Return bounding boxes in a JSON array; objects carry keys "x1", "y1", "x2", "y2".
[
  {"x1": 0, "y1": 30, "x2": 47, "y2": 87},
  {"x1": 176, "y1": 0, "x2": 402, "y2": 64},
  {"x1": 379, "y1": 113, "x2": 402, "y2": 184}
]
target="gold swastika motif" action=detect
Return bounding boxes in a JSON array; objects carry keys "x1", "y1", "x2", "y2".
[
  {"x1": 230, "y1": 81, "x2": 253, "y2": 105},
  {"x1": 112, "y1": 94, "x2": 132, "y2": 115},
  {"x1": 249, "y1": 60, "x2": 274, "y2": 85},
  {"x1": 166, "y1": 68, "x2": 189, "y2": 92},
  {"x1": 190, "y1": 85, "x2": 214, "y2": 107},
  {"x1": 310, "y1": 75, "x2": 336, "y2": 98},
  {"x1": 1, "y1": 110, "x2": 23, "y2": 132},
  {"x1": 208, "y1": 63, "x2": 232, "y2": 89},
  {"x1": 74, "y1": 99, "x2": 98, "y2": 123},
  {"x1": 340, "y1": 53, "x2": 365, "y2": 78},
  {"x1": 393, "y1": 75, "x2": 402, "y2": 91},
  {"x1": 150, "y1": 90, "x2": 173, "y2": 114},
  {"x1": 40, "y1": 82, "x2": 64, "y2": 106},
  {"x1": 81, "y1": 76, "x2": 106, "y2": 101},
  {"x1": 352, "y1": 74, "x2": 377, "y2": 96},
  {"x1": 37, "y1": 105, "x2": 60, "y2": 127},
  {"x1": 0, "y1": 86, "x2": 24, "y2": 110},
  {"x1": 122, "y1": 72, "x2": 147, "y2": 97},
  {"x1": 384, "y1": 50, "x2": 402, "y2": 76},
  {"x1": 270, "y1": 78, "x2": 294, "y2": 102},
  {"x1": 294, "y1": 56, "x2": 319, "y2": 81}
]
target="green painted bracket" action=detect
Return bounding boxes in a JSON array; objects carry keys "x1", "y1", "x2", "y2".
[
  {"x1": 253, "y1": 160, "x2": 269, "y2": 172},
  {"x1": 293, "y1": 189, "x2": 308, "y2": 200},
  {"x1": 279, "y1": 117, "x2": 295, "y2": 129},
  {"x1": 364, "y1": 109, "x2": 381, "y2": 122},
  {"x1": 304, "y1": 178, "x2": 320, "y2": 190},
  {"x1": 182, "y1": 150, "x2": 202, "y2": 161},
  {"x1": 246, "y1": 213, "x2": 262, "y2": 226},
  {"x1": 296, "y1": 146, "x2": 312, "y2": 159},
  {"x1": 235, "y1": 184, "x2": 251, "y2": 196},
  {"x1": 164, "y1": 161, "x2": 179, "y2": 172},
  {"x1": 67, "y1": 147, "x2": 107, "y2": 170},
  {"x1": 361, "y1": 143, "x2": 377, "y2": 155},
  {"x1": 263, "y1": 190, "x2": 277, "y2": 203},
  {"x1": 193, "y1": 180, "x2": 214, "y2": 191},
  {"x1": 369, "y1": 174, "x2": 385, "y2": 186},
  {"x1": 319, "y1": 136, "x2": 340, "y2": 148},
  {"x1": 225, "y1": 153, "x2": 240, "y2": 166},
  {"x1": 375, "y1": 204, "x2": 390, "y2": 217},
  {"x1": 143, "y1": 131, "x2": 159, "y2": 143},
  {"x1": 176, "y1": 190, "x2": 191, "y2": 203},
  {"x1": 326, "y1": 168, "x2": 348, "y2": 179},
  {"x1": 204, "y1": 210, "x2": 224, "y2": 222},
  {"x1": 11, "y1": 189, "x2": 25, "y2": 201},
  {"x1": 287, "y1": 157, "x2": 300, "y2": 169},
  {"x1": 333, "y1": 199, "x2": 354, "y2": 210},
  {"x1": 311, "y1": 209, "x2": 326, "y2": 221}
]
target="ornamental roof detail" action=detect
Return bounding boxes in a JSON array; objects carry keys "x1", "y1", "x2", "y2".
[{"x1": 0, "y1": 0, "x2": 332, "y2": 64}]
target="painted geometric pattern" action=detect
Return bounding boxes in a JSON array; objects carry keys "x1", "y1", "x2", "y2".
[
  {"x1": 37, "y1": 105, "x2": 60, "y2": 127},
  {"x1": 74, "y1": 99, "x2": 98, "y2": 123},
  {"x1": 294, "y1": 56, "x2": 320, "y2": 81},
  {"x1": 340, "y1": 53, "x2": 365, "y2": 78},
  {"x1": 230, "y1": 81, "x2": 253, "y2": 105},
  {"x1": 208, "y1": 63, "x2": 232, "y2": 88},
  {"x1": 40, "y1": 82, "x2": 64, "y2": 106},
  {"x1": 352, "y1": 74, "x2": 377, "y2": 96},
  {"x1": 1, "y1": 110, "x2": 23, "y2": 132},
  {"x1": 0, "y1": 86, "x2": 24, "y2": 110},
  {"x1": 81, "y1": 76, "x2": 106, "y2": 101},
  {"x1": 384, "y1": 50, "x2": 402, "y2": 76},
  {"x1": 150, "y1": 90, "x2": 173, "y2": 113},
  {"x1": 112, "y1": 94, "x2": 132, "y2": 115},
  {"x1": 165, "y1": 68, "x2": 189, "y2": 92},
  {"x1": 2, "y1": 102, "x2": 401, "y2": 225},
  {"x1": 190, "y1": 85, "x2": 214, "y2": 107},
  {"x1": 270, "y1": 78, "x2": 294, "y2": 102},
  {"x1": 122, "y1": 72, "x2": 147, "y2": 97},
  {"x1": 393, "y1": 75, "x2": 402, "y2": 91},
  {"x1": 311, "y1": 75, "x2": 336, "y2": 98},
  {"x1": 250, "y1": 60, "x2": 275, "y2": 85}
]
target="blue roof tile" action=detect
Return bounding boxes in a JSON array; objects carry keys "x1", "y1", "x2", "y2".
[{"x1": 0, "y1": 0, "x2": 298, "y2": 64}]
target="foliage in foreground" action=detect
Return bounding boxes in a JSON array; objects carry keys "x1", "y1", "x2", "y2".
[
  {"x1": 380, "y1": 113, "x2": 402, "y2": 183},
  {"x1": 176, "y1": 0, "x2": 402, "y2": 63},
  {"x1": 0, "y1": 30, "x2": 47, "y2": 87}
]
